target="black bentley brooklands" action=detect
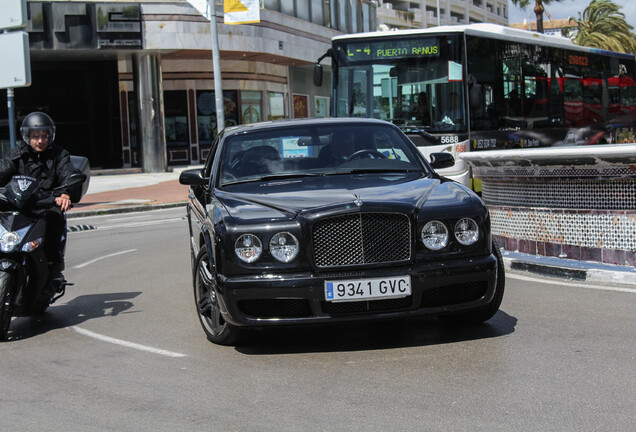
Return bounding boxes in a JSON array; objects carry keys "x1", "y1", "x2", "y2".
[{"x1": 180, "y1": 118, "x2": 504, "y2": 345}]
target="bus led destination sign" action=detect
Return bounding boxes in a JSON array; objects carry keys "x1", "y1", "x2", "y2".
[{"x1": 345, "y1": 38, "x2": 440, "y2": 61}]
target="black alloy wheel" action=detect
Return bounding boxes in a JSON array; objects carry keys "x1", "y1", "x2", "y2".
[{"x1": 194, "y1": 245, "x2": 242, "y2": 345}]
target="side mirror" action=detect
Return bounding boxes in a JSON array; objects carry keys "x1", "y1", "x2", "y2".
[
  {"x1": 51, "y1": 172, "x2": 88, "y2": 203},
  {"x1": 313, "y1": 63, "x2": 323, "y2": 87},
  {"x1": 66, "y1": 172, "x2": 88, "y2": 188},
  {"x1": 179, "y1": 168, "x2": 208, "y2": 186},
  {"x1": 429, "y1": 152, "x2": 455, "y2": 169},
  {"x1": 70, "y1": 155, "x2": 91, "y2": 198}
]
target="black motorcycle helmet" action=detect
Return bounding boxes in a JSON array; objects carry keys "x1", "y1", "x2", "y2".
[{"x1": 20, "y1": 112, "x2": 56, "y2": 145}]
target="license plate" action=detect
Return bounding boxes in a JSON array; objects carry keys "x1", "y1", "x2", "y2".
[{"x1": 324, "y1": 275, "x2": 411, "y2": 302}]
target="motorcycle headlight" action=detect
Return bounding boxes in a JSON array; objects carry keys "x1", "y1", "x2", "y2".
[
  {"x1": 421, "y1": 220, "x2": 448, "y2": 251},
  {"x1": 235, "y1": 234, "x2": 262, "y2": 263},
  {"x1": 454, "y1": 218, "x2": 479, "y2": 245},
  {"x1": 0, "y1": 231, "x2": 21, "y2": 253},
  {"x1": 269, "y1": 232, "x2": 299, "y2": 263},
  {"x1": 0, "y1": 226, "x2": 30, "y2": 253}
]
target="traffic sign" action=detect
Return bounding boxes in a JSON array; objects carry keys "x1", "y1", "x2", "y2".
[
  {"x1": 0, "y1": 0, "x2": 27, "y2": 30},
  {"x1": 0, "y1": 32, "x2": 31, "y2": 89}
]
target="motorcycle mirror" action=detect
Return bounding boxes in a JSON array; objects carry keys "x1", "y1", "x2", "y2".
[{"x1": 57, "y1": 173, "x2": 87, "y2": 189}]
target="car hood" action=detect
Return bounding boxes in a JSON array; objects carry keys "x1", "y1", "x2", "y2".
[{"x1": 215, "y1": 173, "x2": 475, "y2": 223}]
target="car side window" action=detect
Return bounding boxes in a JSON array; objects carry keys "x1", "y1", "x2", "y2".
[{"x1": 203, "y1": 135, "x2": 221, "y2": 180}]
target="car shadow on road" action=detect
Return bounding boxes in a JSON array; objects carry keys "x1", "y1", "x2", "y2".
[
  {"x1": 6, "y1": 292, "x2": 142, "y2": 341},
  {"x1": 235, "y1": 309, "x2": 517, "y2": 355}
]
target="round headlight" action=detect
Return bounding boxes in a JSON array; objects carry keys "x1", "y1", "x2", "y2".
[
  {"x1": 235, "y1": 234, "x2": 262, "y2": 263},
  {"x1": 1, "y1": 231, "x2": 21, "y2": 253},
  {"x1": 421, "y1": 221, "x2": 448, "y2": 250},
  {"x1": 454, "y1": 218, "x2": 479, "y2": 245},
  {"x1": 270, "y1": 232, "x2": 299, "y2": 263}
]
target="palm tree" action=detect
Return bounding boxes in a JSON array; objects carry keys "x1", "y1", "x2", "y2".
[
  {"x1": 510, "y1": 0, "x2": 562, "y2": 34},
  {"x1": 562, "y1": 0, "x2": 636, "y2": 54}
]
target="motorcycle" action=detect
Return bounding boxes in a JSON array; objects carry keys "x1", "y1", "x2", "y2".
[{"x1": 0, "y1": 156, "x2": 89, "y2": 341}]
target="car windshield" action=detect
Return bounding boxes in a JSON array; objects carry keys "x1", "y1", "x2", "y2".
[{"x1": 219, "y1": 123, "x2": 429, "y2": 185}]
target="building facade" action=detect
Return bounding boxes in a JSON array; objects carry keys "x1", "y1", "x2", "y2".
[
  {"x1": 376, "y1": 0, "x2": 508, "y2": 29},
  {"x1": 1, "y1": 0, "x2": 512, "y2": 170},
  {"x1": 509, "y1": 18, "x2": 570, "y2": 37},
  {"x1": 0, "y1": 0, "x2": 376, "y2": 170}
]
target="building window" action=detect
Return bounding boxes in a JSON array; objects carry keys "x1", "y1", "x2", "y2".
[
  {"x1": 315, "y1": 96, "x2": 329, "y2": 117},
  {"x1": 196, "y1": 90, "x2": 216, "y2": 145},
  {"x1": 311, "y1": 0, "x2": 325, "y2": 26},
  {"x1": 196, "y1": 90, "x2": 240, "y2": 143},
  {"x1": 269, "y1": 92, "x2": 286, "y2": 119},
  {"x1": 241, "y1": 91, "x2": 262, "y2": 123},
  {"x1": 281, "y1": 0, "x2": 294, "y2": 16},
  {"x1": 293, "y1": 94, "x2": 309, "y2": 118},
  {"x1": 164, "y1": 91, "x2": 189, "y2": 147}
]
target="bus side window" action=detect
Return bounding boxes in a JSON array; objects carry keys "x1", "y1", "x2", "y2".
[
  {"x1": 466, "y1": 35, "x2": 498, "y2": 130},
  {"x1": 523, "y1": 61, "x2": 550, "y2": 125},
  {"x1": 548, "y1": 66, "x2": 564, "y2": 125},
  {"x1": 503, "y1": 57, "x2": 522, "y2": 121}
]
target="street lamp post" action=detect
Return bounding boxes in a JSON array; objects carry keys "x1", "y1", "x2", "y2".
[{"x1": 208, "y1": 0, "x2": 225, "y2": 133}]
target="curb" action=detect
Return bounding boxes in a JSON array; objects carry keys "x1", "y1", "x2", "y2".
[
  {"x1": 502, "y1": 251, "x2": 636, "y2": 286},
  {"x1": 67, "y1": 201, "x2": 186, "y2": 218}
]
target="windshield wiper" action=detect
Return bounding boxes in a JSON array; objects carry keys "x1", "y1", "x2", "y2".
[
  {"x1": 221, "y1": 172, "x2": 322, "y2": 186},
  {"x1": 323, "y1": 168, "x2": 420, "y2": 176}
]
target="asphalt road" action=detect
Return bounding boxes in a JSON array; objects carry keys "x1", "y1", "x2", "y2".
[{"x1": 1, "y1": 207, "x2": 634, "y2": 431}]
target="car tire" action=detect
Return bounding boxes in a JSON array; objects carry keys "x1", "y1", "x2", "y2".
[
  {"x1": 194, "y1": 245, "x2": 243, "y2": 345},
  {"x1": 0, "y1": 271, "x2": 16, "y2": 341},
  {"x1": 441, "y1": 238, "x2": 505, "y2": 324}
]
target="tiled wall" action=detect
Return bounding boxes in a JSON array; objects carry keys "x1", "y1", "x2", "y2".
[
  {"x1": 490, "y1": 206, "x2": 636, "y2": 267},
  {"x1": 464, "y1": 145, "x2": 636, "y2": 267}
]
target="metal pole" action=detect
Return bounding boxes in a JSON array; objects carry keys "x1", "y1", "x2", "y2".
[
  {"x1": 135, "y1": 53, "x2": 167, "y2": 173},
  {"x1": 436, "y1": 0, "x2": 441, "y2": 26},
  {"x1": 208, "y1": 0, "x2": 225, "y2": 133},
  {"x1": 7, "y1": 88, "x2": 16, "y2": 148}
]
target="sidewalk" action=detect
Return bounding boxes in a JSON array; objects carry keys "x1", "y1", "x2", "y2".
[
  {"x1": 66, "y1": 168, "x2": 636, "y2": 287},
  {"x1": 67, "y1": 167, "x2": 194, "y2": 217}
]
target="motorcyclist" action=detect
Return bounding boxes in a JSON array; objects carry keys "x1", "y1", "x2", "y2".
[{"x1": 0, "y1": 111, "x2": 82, "y2": 281}]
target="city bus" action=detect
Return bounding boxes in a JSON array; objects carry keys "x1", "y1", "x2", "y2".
[{"x1": 314, "y1": 24, "x2": 636, "y2": 190}]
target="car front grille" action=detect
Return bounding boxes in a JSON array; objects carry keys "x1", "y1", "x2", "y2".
[
  {"x1": 312, "y1": 213, "x2": 412, "y2": 268},
  {"x1": 238, "y1": 299, "x2": 312, "y2": 319},
  {"x1": 321, "y1": 296, "x2": 413, "y2": 315},
  {"x1": 420, "y1": 281, "x2": 488, "y2": 307}
]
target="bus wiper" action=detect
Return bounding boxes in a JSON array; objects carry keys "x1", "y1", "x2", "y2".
[{"x1": 402, "y1": 126, "x2": 438, "y2": 143}]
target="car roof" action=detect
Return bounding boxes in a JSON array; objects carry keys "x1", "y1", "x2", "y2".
[{"x1": 221, "y1": 117, "x2": 396, "y2": 137}]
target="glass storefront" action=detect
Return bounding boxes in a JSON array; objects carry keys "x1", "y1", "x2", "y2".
[{"x1": 241, "y1": 91, "x2": 262, "y2": 124}]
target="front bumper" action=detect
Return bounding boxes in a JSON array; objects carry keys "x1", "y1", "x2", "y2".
[{"x1": 216, "y1": 254, "x2": 498, "y2": 327}]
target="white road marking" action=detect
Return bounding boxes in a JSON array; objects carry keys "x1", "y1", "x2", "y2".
[
  {"x1": 67, "y1": 217, "x2": 184, "y2": 232},
  {"x1": 73, "y1": 249, "x2": 137, "y2": 269},
  {"x1": 507, "y1": 272, "x2": 636, "y2": 294},
  {"x1": 70, "y1": 207, "x2": 184, "y2": 223},
  {"x1": 106, "y1": 214, "x2": 151, "y2": 222},
  {"x1": 98, "y1": 217, "x2": 184, "y2": 230},
  {"x1": 72, "y1": 326, "x2": 187, "y2": 358}
]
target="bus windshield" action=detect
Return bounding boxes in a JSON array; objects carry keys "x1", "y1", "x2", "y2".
[{"x1": 333, "y1": 34, "x2": 466, "y2": 134}]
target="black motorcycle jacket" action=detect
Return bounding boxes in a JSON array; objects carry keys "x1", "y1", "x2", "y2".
[{"x1": 0, "y1": 143, "x2": 82, "y2": 202}]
